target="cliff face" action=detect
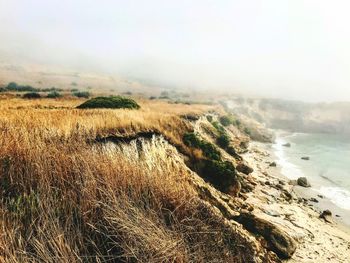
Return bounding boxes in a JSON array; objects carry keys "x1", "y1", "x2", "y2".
[{"x1": 97, "y1": 113, "x2": 298, "y2": 262}]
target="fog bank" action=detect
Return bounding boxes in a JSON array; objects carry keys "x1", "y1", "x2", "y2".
[{"x1": 1, "y1": 0, "x2": 350, "y2": 102}]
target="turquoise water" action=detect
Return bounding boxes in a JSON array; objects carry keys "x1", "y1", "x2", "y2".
[{"x1": 273, "y1": 132, "x2": 350, "y2": 210}]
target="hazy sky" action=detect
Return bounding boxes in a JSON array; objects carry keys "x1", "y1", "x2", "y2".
[{"x1": 1, "y1": 0, "x2": 350, "y2": 102}]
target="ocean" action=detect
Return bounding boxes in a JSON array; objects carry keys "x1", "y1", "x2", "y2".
[{"x1": 273, "y1": 132, "x2": 350, "y2": 211}]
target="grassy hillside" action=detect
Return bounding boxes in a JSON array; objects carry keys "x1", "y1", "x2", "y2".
[{"x1": 0, "y1": 97, "x2": 281, "y2": 262}]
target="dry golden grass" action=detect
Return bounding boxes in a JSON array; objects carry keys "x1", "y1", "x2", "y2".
[{"x1": 0, "y1": 97, "x2": 250, "y2": 262}]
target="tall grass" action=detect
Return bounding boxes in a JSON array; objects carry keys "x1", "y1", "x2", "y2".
[{"x1": 0, "y1": 98, "x2": 258, "y2": 262}]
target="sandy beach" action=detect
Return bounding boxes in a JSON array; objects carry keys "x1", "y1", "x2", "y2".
[{"x1": 243, "y1": 141, "x2": 350, "y2": 262}]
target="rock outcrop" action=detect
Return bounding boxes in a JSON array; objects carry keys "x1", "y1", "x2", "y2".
[
  {"x1": 297, "y1": 177, "x2": 311, "y2": 187},
  {"x1": 237, "y1": 211, "x2": 297, "y2": 259}
]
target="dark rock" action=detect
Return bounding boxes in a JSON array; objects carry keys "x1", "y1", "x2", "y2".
[
  {"x1": 301, "y1": 156, "x2": 310, "y2": 161},
  {"x1": 282, "y1": 143, "x2": 291, "y2": 147},
  {"x1": 336, "y1": 214, "x2": 341, "y2": 217},
  {"x1": 265, "y1": 181, "x2": 271, "y2": 185},
  {"x1": 297, "y1": 177, "x2": 311, "y2": 188},
  {"x1": 236, "y1": 162, "x2": 254, "y2": 175},
  {"x1": 309, "y1": 197, "x2": 319, "y2": 203},
  {"x1": 275, "y1": 184, "x2": 284, "y2": 190},
  {"x1": 320, "y1": 210, "x2": 333, "y2": 223},
  {"x1": 317, "y1": 194, "x2": 325, "y2": 199},
  {"x1": 237, "y1": 211, "x2": 297, "y2": 259},
  {"x1": 269, "y1": 162, "x2": 277, "y2": 167}
]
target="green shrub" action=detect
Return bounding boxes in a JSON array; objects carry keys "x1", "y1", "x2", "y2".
[
  {"x1": 183, "y1": 133, "x2": 221, "y2": 161},
  {"x1": 8, "y1": 84, "x2": 38, "y2": 92},
  {"x1": 41, "y1": 87, "x2": 63, "y2": 92},
  {"x1": 7, "y1": 82, "x2": 18, "y2": 90},
  {"x1": 217, "y1": 133, "x2": 230, "y2": 148},
  {"x1": 211, "y1": 121, "x2": 225, "y2": 134},
  {"x1": 23, "y1": 92, "x2": 41, "y2": 99},
  {"x1": 77, "y1": 96, "x2": 140, "y2": 109},
  {"x1": 0, "y1": 87, "x2": 6, "y2": 92},
  {"x1": 244, "y1": 127, "x2": 251, "y2": 135},
  {"x1": 73, "y1": 91, "x2": 90, "y2": 98},
  {"x1": 219, "y1": 115, "x2": 235, "y2": 127},
  {"x1": 206, "y1": 115, "x2": 213, "y2": 122},
  {"x1": 203, "y1": 160, "x2": 236, "y2": 191},
  {"x1": 47, "y1": 91, "x2": 61, "y2": 98}
]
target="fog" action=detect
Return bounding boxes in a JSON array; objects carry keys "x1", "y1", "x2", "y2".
[{"x1": 1, "y1": 0, "x2": 350, "y2": 102}]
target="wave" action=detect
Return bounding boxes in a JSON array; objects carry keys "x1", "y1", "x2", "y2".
[
  {"x1": 272, "y1": 135, "x2": 304, "y2": 180},
  {"x1": 317, "y1": 186, "x2": 350, "y2": 210}
]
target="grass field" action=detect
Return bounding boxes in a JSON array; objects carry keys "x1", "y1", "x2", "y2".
[{"x1": 0, "y1": 97, "x2": 255, "y2": 262}]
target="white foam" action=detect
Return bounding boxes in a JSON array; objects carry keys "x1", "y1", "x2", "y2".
[
  {"x1": 317, "y1": 186, "x2": 350, "y2": 210},
  {"x1": 272, "y1": 135, "x2": 304, "y2": 180}
]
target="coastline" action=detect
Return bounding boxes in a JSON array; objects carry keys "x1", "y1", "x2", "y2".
[
  {"x1": 243, "y1": 140, "x2": 350, "y2": 262},
  {"x1": 270, "y1": 131, "x2": 350, "y2": 228}
]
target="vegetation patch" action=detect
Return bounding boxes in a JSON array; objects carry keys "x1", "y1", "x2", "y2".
[
  {"x1": 211, "y1": 121, "x2": 225, "y2": 134},
  {"x1": 206, "y1": 115, "x2": 213, "y2": 122},
  {"x1": 47, "y1": 91, "x2": 61, "y2": 98},
  {"x1": 203, "y1": 160, "x2": 236, "y2": 192},
  {"x1": 77, "y1": 96, "x2": 140, "y2": 109},
  {"x1": 219, "y1": 115, "x2": 235, "y2": 126},
  {"x1": 217, "y1": 133, "x2": 230, "y2": 148},
  {"x1": 73, "y1": 91, "x2": 90, "y2": 98},
  {"x1": 23, "y1": 92, "x2": 41, "y2": 99},
  {"x1": 183, "y1": 133, "x2": 221, "y2": 161}
]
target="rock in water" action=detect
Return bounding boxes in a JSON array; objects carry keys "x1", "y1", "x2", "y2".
[
  {"x1": 237, "y1": 211, "x2": 297, "y2": 259},
  {"x1": 320, "y1": 210, "x2": 333, "y2": 223},
  {"x1": 297, "y1": 177, "x2": 311, "y2": 188},
  {"x1": 269, "y1": 162, "x2": 277, "y2": 167},
  {"x1": 282, "y1": 143, "x2": 291, "y2": 147},
  {"x1": 301, "y1": 156, "x2": 310, "y2": 160}
]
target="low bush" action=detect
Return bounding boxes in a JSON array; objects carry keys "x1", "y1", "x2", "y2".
[
  {"x1": 206, "y1": 115, "x2": 213, "y2": 122},
  {"x1": 73, "y1": 91, "x2": 90, "y2": 98},
  {"x1": 217, "y1": 133, "x2": 230, "y2": 148},
  {"x1": 244, "y1": 127, "x2": 251, "y2": 135},
  {"x1": 219, "y1": 115, "x2": 235, "y2": 127},
  {"x1": 41, "y1": 87, "x2": 63, "y2": 92},
  {"x1": 77, "y1": 96, "x2": 140, "y2": 109},
  {"x1": 211, "y1": 121, "x2": 225, "y2": 134},
  {"x1": 23, "y1": 92, "x2": 41, "y2": 99},
  {"x1": 183, "y1": 133, "x2": 221, "y2": 161},
  {"x1": 7, "y1": 82, "x2": 38, "y2": 92},
  {"x1": 47, "y1": 91, "x2": 61, "y2": 98},
  {"x1": 203, "y1": 160, "x2": 236, "y2": 191}
]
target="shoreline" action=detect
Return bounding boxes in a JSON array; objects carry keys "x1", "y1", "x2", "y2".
[
  {"x1": 269, "y1": 131, "x2": 350, "y2": 228},
  {"x1": 243, "y1": 140, "x2": 350, "y2": 262}
]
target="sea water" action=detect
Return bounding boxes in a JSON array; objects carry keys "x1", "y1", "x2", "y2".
[{"x1": 273, "y1": 132, "x2": 350, "y2": 210}]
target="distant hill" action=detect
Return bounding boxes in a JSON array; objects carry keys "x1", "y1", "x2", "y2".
[{"x1": 226, "y1": 97, "x2": 350, "y2": 135}]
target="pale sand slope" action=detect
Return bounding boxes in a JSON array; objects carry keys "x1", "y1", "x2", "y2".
[{"x1": 243, "y1": 142, "x2": 350, "y2": 263}]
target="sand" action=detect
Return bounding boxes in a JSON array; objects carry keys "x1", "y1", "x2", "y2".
[{"x1": 243, "y1": 142, "x2": 350, "y2": 262}]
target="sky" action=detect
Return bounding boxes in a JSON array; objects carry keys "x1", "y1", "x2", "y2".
[{"x1": 1, "y1": 0, "x2": 350, "y2": 102}]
